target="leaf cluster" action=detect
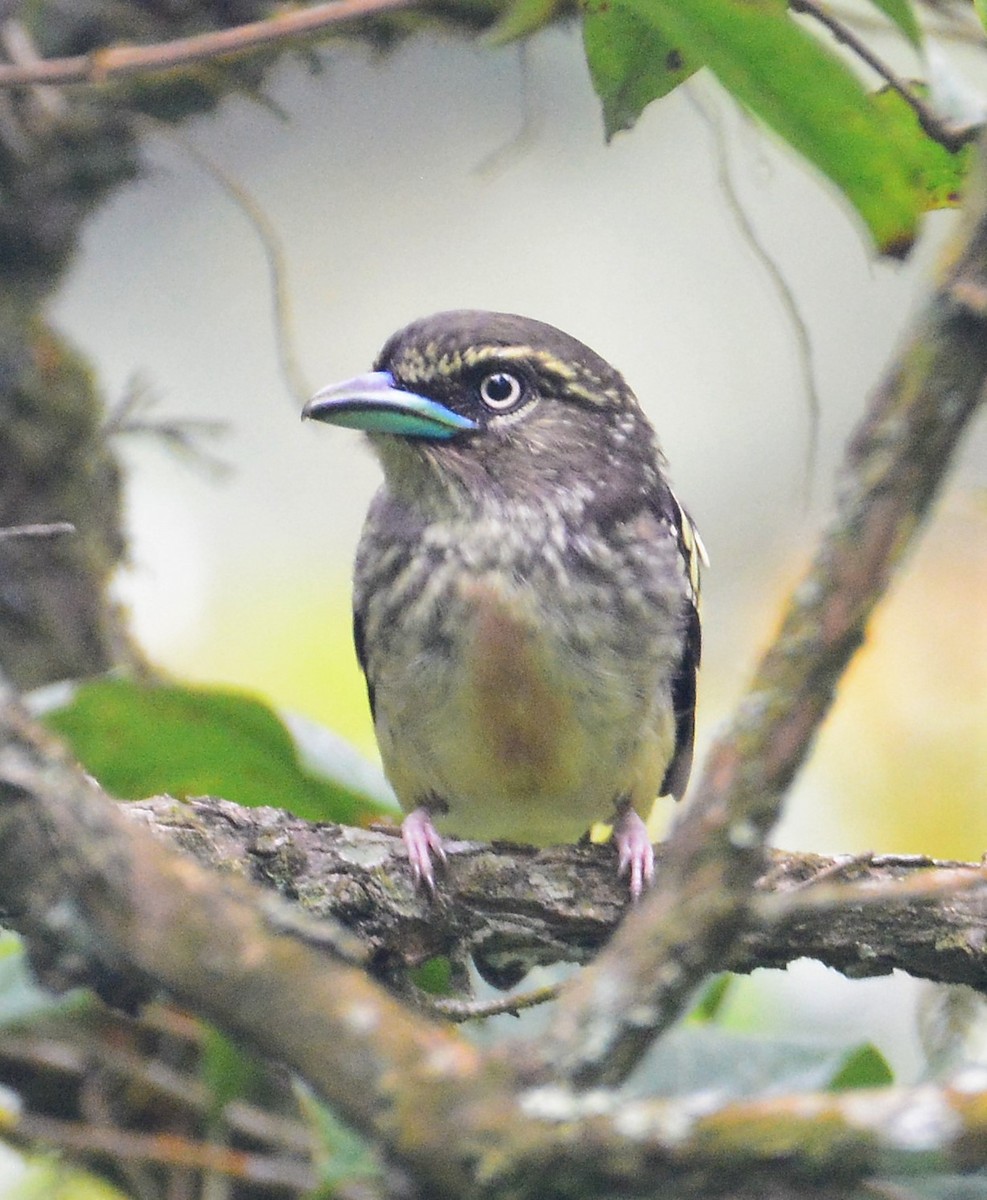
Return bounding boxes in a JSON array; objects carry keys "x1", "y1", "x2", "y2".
[{"x1": 580, "y1": 0, "x2": 976, "y2": 254}]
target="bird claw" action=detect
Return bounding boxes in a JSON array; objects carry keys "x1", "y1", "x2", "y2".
[
  {"x1": 401, "y1": 807, "x2": 446, "y2": 894},
  {"x1": 614, "y1": 808, "x2": 655, "y2": 901}
]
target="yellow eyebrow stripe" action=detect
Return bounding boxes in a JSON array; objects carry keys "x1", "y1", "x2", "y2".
[{"x1": 393, "y1": 344, "x2": 626, "y2": 407}]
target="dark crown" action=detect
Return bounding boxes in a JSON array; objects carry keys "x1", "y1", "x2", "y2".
[{"x1": 376, "y1": 310, "x2": 636, "y2": 411}]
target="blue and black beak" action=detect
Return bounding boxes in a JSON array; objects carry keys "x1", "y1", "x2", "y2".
[{"x1": 302, "y1": 372, "x2": 477, "y2": 440}]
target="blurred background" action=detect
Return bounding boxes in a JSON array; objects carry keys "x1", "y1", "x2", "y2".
[{"x1": 46, "y1": 22, "x2": 987, "y2": 1075}]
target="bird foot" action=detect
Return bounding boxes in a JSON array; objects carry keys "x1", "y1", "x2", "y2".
[
  {"x1": 401, "y1": 807, "x2": 447, "y2": 894},
  {"x1": 614, "y1": 808, "x2": 655, "y2": 901}
]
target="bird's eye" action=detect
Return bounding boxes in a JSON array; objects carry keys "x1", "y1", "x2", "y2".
[{"x1": 478, "y1": 371, "x2": 524, "y2": 412}]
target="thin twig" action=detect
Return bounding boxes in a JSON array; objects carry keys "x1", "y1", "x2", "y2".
[
  {"x1": 0, "y1": 1022, "x2": 320, "y2": 1156},
  {"x1": 686, "y1": 84, "x2": 821, "y2": 499},
  {"x1": 757, "y1": 862, "x2": 987, "y2": 921},
  {"x1": 12, "y1": 1114, "x2": 318, "y2": 1191},
  {"x1": 0, "y1": 19, "x2": 65, "y2": 116},
  {"x1": 139, "y1": 118, "x2": 312, "y2": 407},
  {"x1": 828, "y1": 1, "x2": 984, "y2": 46},
  {"x1": 430, "y1": 982, "x2": 560, "y2": 1022},
  {"x1": 0, "y1": 0, "x2": 420, "y2": 88},
  {"x1": 0, "y1": 522, "x2": 75, "y2": 540},
  {"x1": 792, "y1": 0, "x2": 981, "y2": 152},
  {"x1": 102, "y1": 375, "x2": 231, "y2": 476},
  {"x1": 473, "y1": 43, "x2": 540, "y2": 178},
  {"x1": 787, "y1": 850, "x2": 874, "y2": 890}
]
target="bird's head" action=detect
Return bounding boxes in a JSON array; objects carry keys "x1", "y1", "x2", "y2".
[{"x1": 302, "y1": 310, "x2": 664, "y2": 508}]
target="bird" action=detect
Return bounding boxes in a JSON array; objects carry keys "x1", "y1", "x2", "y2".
[{"x1": 302, "y1": 311, "x2": 703, "y2": 899}]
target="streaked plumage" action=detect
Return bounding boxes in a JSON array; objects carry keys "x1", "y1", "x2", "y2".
[{"x1": 304, "y1": 311, "x2": 703, "y2": 898}]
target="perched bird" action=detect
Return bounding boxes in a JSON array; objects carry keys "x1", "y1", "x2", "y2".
[{"x1": 303, "y1": 311, "x2": 703, "y2": 898}]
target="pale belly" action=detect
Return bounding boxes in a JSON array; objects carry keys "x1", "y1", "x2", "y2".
[{"x1": 372, "y1": 574, "x2": 677, "y2": 845}]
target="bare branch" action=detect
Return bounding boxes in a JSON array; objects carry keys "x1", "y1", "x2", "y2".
[
  {"x1": 0, "y1": 0, "x2": 420, "y2": 89},
  {"x1": 0, "y1": 692, "x2": 499, "y2": 1197},
  {"x1": 431, "y1": 983, "x2": 561, "y2": 1021},
  {"x1": 530, "y1": 137, "x2": 987, "y2": 1089},
  {"x1": 0, "y1": 522, "x2": 75, "y2": 540},
  {"x1": 11, "y1": 1114, "x2": 319, "y2": 1192},
  {"x1": 9, "y1": 697, "x2": 987, "y2": 1197},
  {"x1": 126, "y1": 796, "x2": 987, "y2": 993}
]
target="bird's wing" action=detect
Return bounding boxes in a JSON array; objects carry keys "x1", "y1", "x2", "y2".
[
  {"x1": 661, "y1": 598, "x2": 701, "y2": 799},
  {"x1": 352, "y1": 605, "x2": 376, "y2": 722},
  {"x1": 352, "y1": 487, "x2": 430, "y2": 726},
  {"x1": 656, "y1": 488, "x2": 705, "y2": 800}
]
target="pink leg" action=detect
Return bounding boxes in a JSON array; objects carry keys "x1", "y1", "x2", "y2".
[
  {"x1": 401, "y1": 807, "x2": 447, "y2": 894},
  {"x1": 614, "y1": 807, "x2": 655, "y2": 901}
]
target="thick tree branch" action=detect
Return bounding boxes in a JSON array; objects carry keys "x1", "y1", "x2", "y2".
[
  {"x1": 2, "y1": 135, "x2": 987, "y2": 1182},
  {"x1": 126, "y1": 796, "x2": 987, "y2": 994},
  {"x1": 0, "y1": 20, "x2": 982, "y2": 1186},
  {"x1": 9, "y1": 696, "x2": 987, "y2": 1199},
  {"x1": 0, "y1": 693, "x2": 509, "y2": 1197},
  {"x1": 530, "y1": 142, "x2": 987, "y2": 1089}
]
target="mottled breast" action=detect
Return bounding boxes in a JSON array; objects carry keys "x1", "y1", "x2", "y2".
[{"x1": 353, "y1": 490, "x2": 690, "y2": 844}]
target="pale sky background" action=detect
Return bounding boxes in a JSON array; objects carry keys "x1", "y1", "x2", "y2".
[{"x1": 46, "y1": 22, "x2": 987, "y2": 1074}]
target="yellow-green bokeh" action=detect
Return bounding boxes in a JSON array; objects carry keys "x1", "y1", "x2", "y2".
[{"x1": 165, "y1": 573, "x2": 377, "y2": 756}]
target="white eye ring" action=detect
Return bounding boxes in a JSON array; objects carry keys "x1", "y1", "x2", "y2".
[{"x1": 478, "y1": 371, "x2": 524, "y2": 411}]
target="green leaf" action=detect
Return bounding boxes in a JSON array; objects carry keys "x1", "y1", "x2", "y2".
[
  {"x1": 486, "y1": 0, "x2": 565, "y2": 45},
  {"x1": 580, "y1": 0, "x2": 930, "y2": 254},
  {"x1": 0, "y1": 1142, "x2": 133, "y2": 1200},
  {"x1": 689, "y1": 974, "x2": 734, "y2": 1023},
  {"x1": 637, "y1": 1026, "x2": 893, "y2": 1101},
  {"x1": 871, "y1": 85, "x2": 973, "y2": 210},
  {"x1": 409, "y1": 957, "x2": 456, "y2": 996},
  {"x1": 975, "y1": 0, "x2": 987, "y2": 36},
  {"x1": 43, "y1": 679, "x2": 394, "y2": 825},
  {"x1": 827, "y1": 1042, "x2": 894, "y2": 1091},
  {"x1": 583, "y1": 0, "x2": 697, "y2": 139},
  {"x1": 865, "y1": 0, "x2": 922, "y2": 47},
  {"x1": 296, "y1": 1083, "x2": 381, "y2": 1193},
  {"x1": 200, "y1": 1023, "x2": 268, "y2": 1129}
]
